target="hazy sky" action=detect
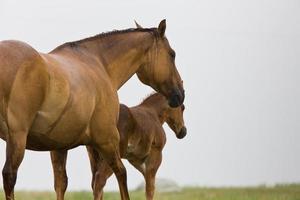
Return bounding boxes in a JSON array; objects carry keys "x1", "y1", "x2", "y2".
[{"x1": 0, "y1": 0, "x2": 299, "y2": 191}]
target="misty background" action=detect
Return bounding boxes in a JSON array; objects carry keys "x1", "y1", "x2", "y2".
[{"x1": 0, "y1": 0, "x2": 299, "y2": 191}]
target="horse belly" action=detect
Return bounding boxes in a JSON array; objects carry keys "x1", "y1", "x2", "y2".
[
  {"x1": 28, "y1": 92, "x2": 96, "y2": 151},
  {"x1": 28, "y1": 103, "x2": 94, "y2": 150}
]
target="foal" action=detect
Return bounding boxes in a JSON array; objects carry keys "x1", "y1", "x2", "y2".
[{"x1": 52, "y1": 92, "x2": 186, "y2": 200}]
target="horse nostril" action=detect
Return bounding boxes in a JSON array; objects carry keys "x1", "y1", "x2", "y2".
[
  {"x1": 180, "y1": 89, "x2": 185, "y2": 104},
  {"x1": 168, "y1": 89, "x2": 184, "y2": 108},
  {"x1": 176, "y1": 126, "x2": 187, "y2": 139}
]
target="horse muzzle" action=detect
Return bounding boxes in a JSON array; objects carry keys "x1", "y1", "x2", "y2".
[
  {"x1": 176, "y1": 126, "x2": 187, "y2": 139},
  {"x1": 168, "y1": 88, "x2": 185, "y2": 108}
]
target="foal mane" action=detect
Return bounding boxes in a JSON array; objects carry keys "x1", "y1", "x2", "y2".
[
  {"x1": 52, "y1": 27, "x2": 157, "y2": 52},
  {"x1": 139, "y1": 92, "x2": 167, "y2": 106}
]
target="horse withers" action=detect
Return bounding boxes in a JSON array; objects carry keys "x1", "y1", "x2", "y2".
[
  {"x1": 0, "y1": 20, "x2": 184, "y2": 200},
  {"x1": 52, "y1": 92, "x2": 186, "y2": 200}
]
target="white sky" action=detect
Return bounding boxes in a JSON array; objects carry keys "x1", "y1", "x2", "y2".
[{"x1": 0, "y1": 0, "x2": 300, "y2": 191}]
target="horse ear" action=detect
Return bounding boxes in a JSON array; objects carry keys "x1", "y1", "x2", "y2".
[
  {"x1": 134, "y1": 20, "x2": 143, "y2": 29},
  {"x1": 158, "y1": 19, "x2": 166, "y2": 37}
]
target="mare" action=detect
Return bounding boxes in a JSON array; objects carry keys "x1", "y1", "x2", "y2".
[{"x1": 0, "y1": 20, "x2": 184, "y2": 200}]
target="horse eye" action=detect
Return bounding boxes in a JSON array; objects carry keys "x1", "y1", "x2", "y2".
[
  {"x1": 170, "y1": 51, "x2": 176, "y2": 59},
  {"x1": 181, "y1": 105, "x2": 185, "y2": 111}
]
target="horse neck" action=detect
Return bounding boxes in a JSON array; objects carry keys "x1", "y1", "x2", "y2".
[{"x1": 81, "y1": 31, "x2": 154, "y2": 89}]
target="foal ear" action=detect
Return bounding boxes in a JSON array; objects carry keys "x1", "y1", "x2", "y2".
[
  {"x1": 158, "y1": 19, "x2": 166, "y2": 37},
  {"x1": 134, "y1": 20, "x2": 143, "y2": 29}
]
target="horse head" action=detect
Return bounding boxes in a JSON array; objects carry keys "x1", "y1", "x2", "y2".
[
  {"x1": 165, "y1": 104, "x2": 186, "y2": 139},
  {"x1": 136, "y1": 20, "x2": 185, "y2": 108}
]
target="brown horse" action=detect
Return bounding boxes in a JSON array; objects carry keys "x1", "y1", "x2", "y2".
[
  {"x1": 51, "y1": 92, "x2": 186, "y2": 200},
  {"x1": 0, "y1": 20, "x2": 184, "y2": 200}
]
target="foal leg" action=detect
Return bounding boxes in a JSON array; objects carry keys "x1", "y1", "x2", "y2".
[
  {"x1": 144, "y1": 149, "x2": 162, "y2": 200},
  {"x1": 2, "y1": 132, "x2": 27, "y2": 200},
  {"x1": 128, "y1": 149, "x2": 162, "y2": 200},
  {"x1": 87, "y1": 146, "x2": 113, "y2": 200},
  {"x1": 50, "y1": 150, "x2": 68, "y2": 200}
]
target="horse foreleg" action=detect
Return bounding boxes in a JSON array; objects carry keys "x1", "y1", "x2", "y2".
[
  {"x1": 86, "y1": 146, "x2": 100, "y2": 192},
  {"x1": 93, "y1": 128, "x2": 130, "y2": 200},
  {"x1": 91, "y1": 96, "x2": 130, "y2": 200},
  {"x1": 2, "y1": 132, "x2": 27, "y2": 200},
  {"x1": 144, "y1": 149, "x2": 162, "y2": 200},
  {"x1": 50, "y1": 150, "x2": 68, "y2": 200}
]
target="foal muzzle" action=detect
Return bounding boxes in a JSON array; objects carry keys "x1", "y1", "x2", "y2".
[{"x1": 176, "y1": 126, "x2": 187, "y2": 139}]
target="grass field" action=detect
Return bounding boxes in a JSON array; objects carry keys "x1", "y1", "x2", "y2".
[{"x1": 1, "y1": 184, "x2": 299, "y2": 200}]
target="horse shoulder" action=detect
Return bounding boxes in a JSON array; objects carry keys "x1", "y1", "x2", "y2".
[
  {"x1": 30, "y1": 53, "x2": 71, "y2": 134},
  {"x1": 152, "y1": 126, "x2": 166, "y2": 150}
]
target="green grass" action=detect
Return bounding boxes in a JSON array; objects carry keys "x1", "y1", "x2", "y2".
[{"x1": 1, "y1": 184, "x2": 300, "y2": 200}]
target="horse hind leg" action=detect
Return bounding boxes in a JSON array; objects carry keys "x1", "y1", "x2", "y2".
[
  {"x1": 3, "y1": 97, "x2": 43, "y2": 199},
  {"x1": 3, "y1": 94, "x2": 42, "y2": 200},
  {"x1": 2, "y1": 131, "x2": 27, "y2": 200},
  {"x1": 2, "y1": 58, "x2": 48, "y2": 200},
  {"x1": 50, "y1": 150, "x2": 68, "y2": 200}
]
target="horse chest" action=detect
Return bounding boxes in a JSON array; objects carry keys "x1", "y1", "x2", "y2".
[{"x1": 125, "y1": 134, "x2": 152, "y2": 161}]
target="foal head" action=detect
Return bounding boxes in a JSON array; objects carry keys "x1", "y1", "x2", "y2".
[
  {"x1": 165, "y1": 104, "x2": 186, "y2": 139},
  {"x1": 136, "y1": 20, "x2": 185, "y2": 108},
  {"x1": 140, "y1": 92, "x2": 186, "y2": 139}
]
